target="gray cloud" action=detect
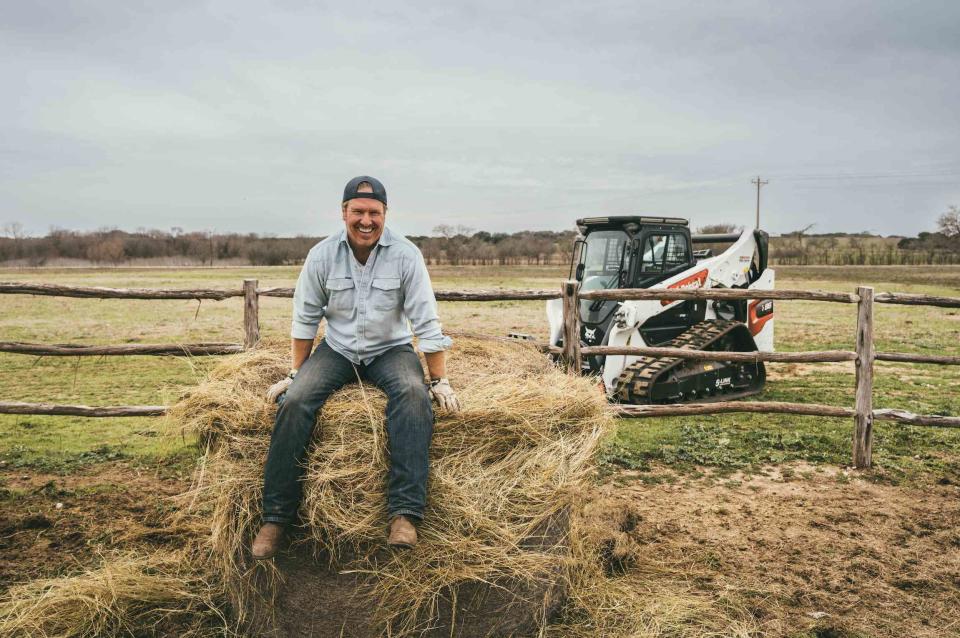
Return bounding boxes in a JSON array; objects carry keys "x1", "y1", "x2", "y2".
[{"x1": 2, "y1": 0, "x2": 958, "y2": 237}]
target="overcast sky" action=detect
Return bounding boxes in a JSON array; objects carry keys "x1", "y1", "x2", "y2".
[{"x1": 2, "y1": 0, "x2": 958, "y2": 238}]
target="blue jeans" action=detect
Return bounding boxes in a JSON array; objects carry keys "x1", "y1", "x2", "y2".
[{"x1": 261, "y1": 340, "x2": 434, "y2": 525}]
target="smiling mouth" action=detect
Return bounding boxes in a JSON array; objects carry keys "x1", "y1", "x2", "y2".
[{"x1": 357, "y1": 225, "x2": 376, "y2": 235}]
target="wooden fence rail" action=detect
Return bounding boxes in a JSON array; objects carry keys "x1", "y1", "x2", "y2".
[
  {"x1": 0, "y1": 342, "x2": 243, "y2": 356},
  {"x1": 0, "y1": 281, "x2": 559, "y2": 302},
  {"x1": 0, "y1": 402, "x2": 167, "y2": 417},
  {"x1": 0, "y1": 282, "x2": 244, "y2": 300},
  {"x1": 2, "y1": 278, "x2": 959, "y2": 470},
  {"x1": 615, "y1": 403, "x2": 960, "y2": 427},
  {"x1": 873, "y1": 292, "x2": 960, "y2": 308},
  {"x1": 615, "y1": 401, "x2": 856, "y2": 419},
  {"x1": 875, "y1": 352, "x2": 960, "y2": 365},
  {"x1": 245, "y1": 287, "x2": 561, "y2": 301}
]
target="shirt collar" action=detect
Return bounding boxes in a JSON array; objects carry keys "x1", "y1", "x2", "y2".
[{"x1": 336, "y1": 226, "x2": 394, "y2": 247}]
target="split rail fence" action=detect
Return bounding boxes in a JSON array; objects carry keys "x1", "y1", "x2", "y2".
[{"x1": 1, "y1": 278, "x2": 958, "y2": 468}]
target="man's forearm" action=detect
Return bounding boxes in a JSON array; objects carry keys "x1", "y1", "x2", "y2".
[
  {"x1": 291, "y1": 338, "x2": 314, "y2": 371},
  {"x1": 423, "y1": 351, "x2": 446, "y2": 380}
]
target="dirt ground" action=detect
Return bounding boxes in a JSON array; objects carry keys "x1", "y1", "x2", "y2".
[
  {"x1": 0, "y1": 464, "x2": 192, "y2": 587},
  {"x1": 590, "y1": 465, "x2": 960, "y2": 638},
  {"x1": 4, "y1": 462, "x2": 959, "y2": 637}
]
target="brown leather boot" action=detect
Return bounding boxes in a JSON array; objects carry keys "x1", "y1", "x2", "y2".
[
  {"x1": 387, "y1": 515, "x2": 418, "y2": 549},
  {"x1": 251, "y1": 522, "x2": 285, "y2": 560}
]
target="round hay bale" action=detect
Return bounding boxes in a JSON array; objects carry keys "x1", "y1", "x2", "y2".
[{"x1": 170, "y1": 337, "x2": 612, "y2": 637}]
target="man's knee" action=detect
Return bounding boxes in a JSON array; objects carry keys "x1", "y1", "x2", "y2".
[
  {"x1": 275, "y1": 387, "x2": 317, "y2": 425},
  {"x1": 389, "y1": 377, "x2": 430, "y2": 405}
]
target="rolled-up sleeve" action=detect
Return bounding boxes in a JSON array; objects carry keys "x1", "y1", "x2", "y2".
[
  {"x1": 290, "y1": 257, "x2": 327, "y2": 340},
  {"x1": 401, "y1": 251, "x2": 452, "y2": 353}
]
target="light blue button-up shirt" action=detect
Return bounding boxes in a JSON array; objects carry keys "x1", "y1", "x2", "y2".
[{"x1": 290, "y1": 226, "x2": 452, "y2": 365}]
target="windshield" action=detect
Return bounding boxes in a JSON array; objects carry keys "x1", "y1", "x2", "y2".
[{"x1": 580, "y1": 230, "x2": 629, "y2": 292}]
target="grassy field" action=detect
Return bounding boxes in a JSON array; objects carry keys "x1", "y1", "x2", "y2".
[
  {"x1": 1, "y1": 264, "x2": 957, "y2": 477},
  {"x1": 1, "y1": 264, "x2": 959, "y2": 637}
]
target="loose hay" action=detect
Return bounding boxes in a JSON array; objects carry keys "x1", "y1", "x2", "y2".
[
  {"x1": 0, "y1": 551, "x2": 222, "y2": 638},
  {"x1": 171, "y1": 337, "x2": 614, "y2": 636}
]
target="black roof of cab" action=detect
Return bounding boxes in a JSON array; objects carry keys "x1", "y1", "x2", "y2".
[{"x1": 576, "y1": 216, "x2": 689, "y2": 234}]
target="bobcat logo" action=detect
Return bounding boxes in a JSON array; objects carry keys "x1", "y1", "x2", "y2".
[{"x1": 583, "y1": 327, "x2": 597, "y2": 342}]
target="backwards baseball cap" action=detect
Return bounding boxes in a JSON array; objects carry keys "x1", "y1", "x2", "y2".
[{"x1": 342, "y1": 175, "x2": 387, "y2": 206}]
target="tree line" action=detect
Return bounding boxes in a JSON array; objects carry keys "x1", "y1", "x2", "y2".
[
  {"x1": 0, "y1": 224, "x2": 577, "y2": 267},
  {"x1": 1, "y1": 207, "x2": 957, "y2": 267},
  {"x1": 769, "y1": 206, "x2": 960, "y2": 265},
  {"x1": 697, "y1": 207, "x2": 960, "y2": 266}
]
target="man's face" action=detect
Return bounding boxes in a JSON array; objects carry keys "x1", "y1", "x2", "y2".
[{"x1": 342, "y1": 197, "x2": 386, "y2": 251}]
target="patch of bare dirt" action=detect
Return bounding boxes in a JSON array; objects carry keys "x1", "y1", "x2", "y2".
[
  {"x1": 590, "y1": 467, "x2": 960, "y2": 637},
  {"x1": 4, "y1": 460, "x2": 959, "y2": 638},
  {"x1": 0, "y1": 462, "x2": 193, "y2": 588}
]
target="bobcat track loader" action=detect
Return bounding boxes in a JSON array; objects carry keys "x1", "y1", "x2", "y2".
[{"x1": 546, "y1": 216, "x2": 775, "y2": 404}]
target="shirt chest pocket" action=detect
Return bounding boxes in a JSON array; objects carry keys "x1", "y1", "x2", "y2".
[
  {"x1": 371, "y1": 277, "x2": 402, "y2": 311},
  {"x1": 325, "y1": 277, "x2": 355, "y2": 311}
]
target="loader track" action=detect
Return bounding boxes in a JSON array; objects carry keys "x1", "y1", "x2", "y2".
[{"x1": 613, "y1": 320, "x2": 765, "y2": 404}]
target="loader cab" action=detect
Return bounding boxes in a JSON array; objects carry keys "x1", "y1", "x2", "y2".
[
  {"x1": 572, "y1": 216, "x2": 694, "y2": 293},
  {"x1": 571, "y1": 216, "x2": 697, "y2": 370}
]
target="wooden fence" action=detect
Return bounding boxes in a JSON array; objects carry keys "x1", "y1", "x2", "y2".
[
  {"x1": 1, "y1": 278, "x2": 959, "y2": 468},
  {"x1": 560, "y1": 281, "x2": 960, "y2": 467}
]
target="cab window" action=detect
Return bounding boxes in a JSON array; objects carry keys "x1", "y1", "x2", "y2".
[
  {"x1": 664, "y1": 234, "x2": 689, "y2": 268},
  {"x1": 581, "y1": 230, "x2": 630, "y2": 291},
  {"x1": 640, "y1": 233, "x2": 690, "y2": 275},
  {"x1": 641, "y1": 235, "x2": 667, "y2": 273}
]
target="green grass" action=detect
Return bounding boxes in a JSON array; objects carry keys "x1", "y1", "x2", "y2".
[
  {"x1": 605, "y1": 412, "x2": 960, "y2": 484},
  {"x1": 606, "y1": 367, "x2": 960, "y2": 484},
  {"x1": 0, "y1": 265, "x2": 958, "y2": 480},
  {"x1": 1, "y1": 414, "x2": 198, "y2": 472}
]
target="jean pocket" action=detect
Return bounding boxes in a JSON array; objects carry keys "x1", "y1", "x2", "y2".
[
  {"x1": 326, "y1": 277, "x2": 355, "y2": 311},
  {"x1": 371, "y1": 277, "x2": 401, "y2": 311}
]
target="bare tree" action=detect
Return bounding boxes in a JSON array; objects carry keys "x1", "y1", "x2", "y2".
[
  {"x1": 788, "y1": 223, "x2": 816, "y2": 251},
  {"x1": 1, "y1": 222, "x2": 25, "y2": 260},
  {"x1": 432, "y1": 224, "x2": 476, "y2": 265},
  {"x1": 2, "y1": 221, "x2": 25, "y2": 239},
  {"x1": 938, "y1": 205, "x2": 960, "y2": 237}
]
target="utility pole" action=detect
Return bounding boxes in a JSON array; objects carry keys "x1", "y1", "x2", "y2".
[{"x1": 751, "y1": 176, "x2": 769, "y2": 229}]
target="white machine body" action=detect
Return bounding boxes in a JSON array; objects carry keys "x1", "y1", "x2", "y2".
[{"x1": 546, "y1": 228, "x2": 775, "y2": 397}]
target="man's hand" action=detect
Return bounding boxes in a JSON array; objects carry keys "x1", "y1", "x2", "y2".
[
  {"x1": 429, "y1": 378, "x2": 461, "y2": 413},
  {"x1": 266, "y1": 377, "x2": 293, "y2": 403}
]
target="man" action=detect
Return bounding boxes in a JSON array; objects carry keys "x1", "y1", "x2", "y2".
[{"x1": 251, "y1": 176, "x2": 460, "y2": 560}]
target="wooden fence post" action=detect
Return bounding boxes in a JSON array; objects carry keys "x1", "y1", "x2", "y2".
[
  {"x1": 243, "y1": 279, "x2": 260, "y2": 349},
  {"x1": 561, "y1": 279, "x2": 582, "y2": 374},
  {"x1": 852, "y1": 286, "x2": 875, "y2": 468}
]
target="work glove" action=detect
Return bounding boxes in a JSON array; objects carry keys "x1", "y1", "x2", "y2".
[
  {"x1": 266, "y1": 376, "x2": 294, "y2": 403},
  {"x1": 429, "y1": 378, "x2": 461, "y2": 413}
]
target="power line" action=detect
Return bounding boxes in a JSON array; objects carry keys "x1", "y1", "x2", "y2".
[{"x1": 768, "y1": 167, "x2": 960, "y2": 182}]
